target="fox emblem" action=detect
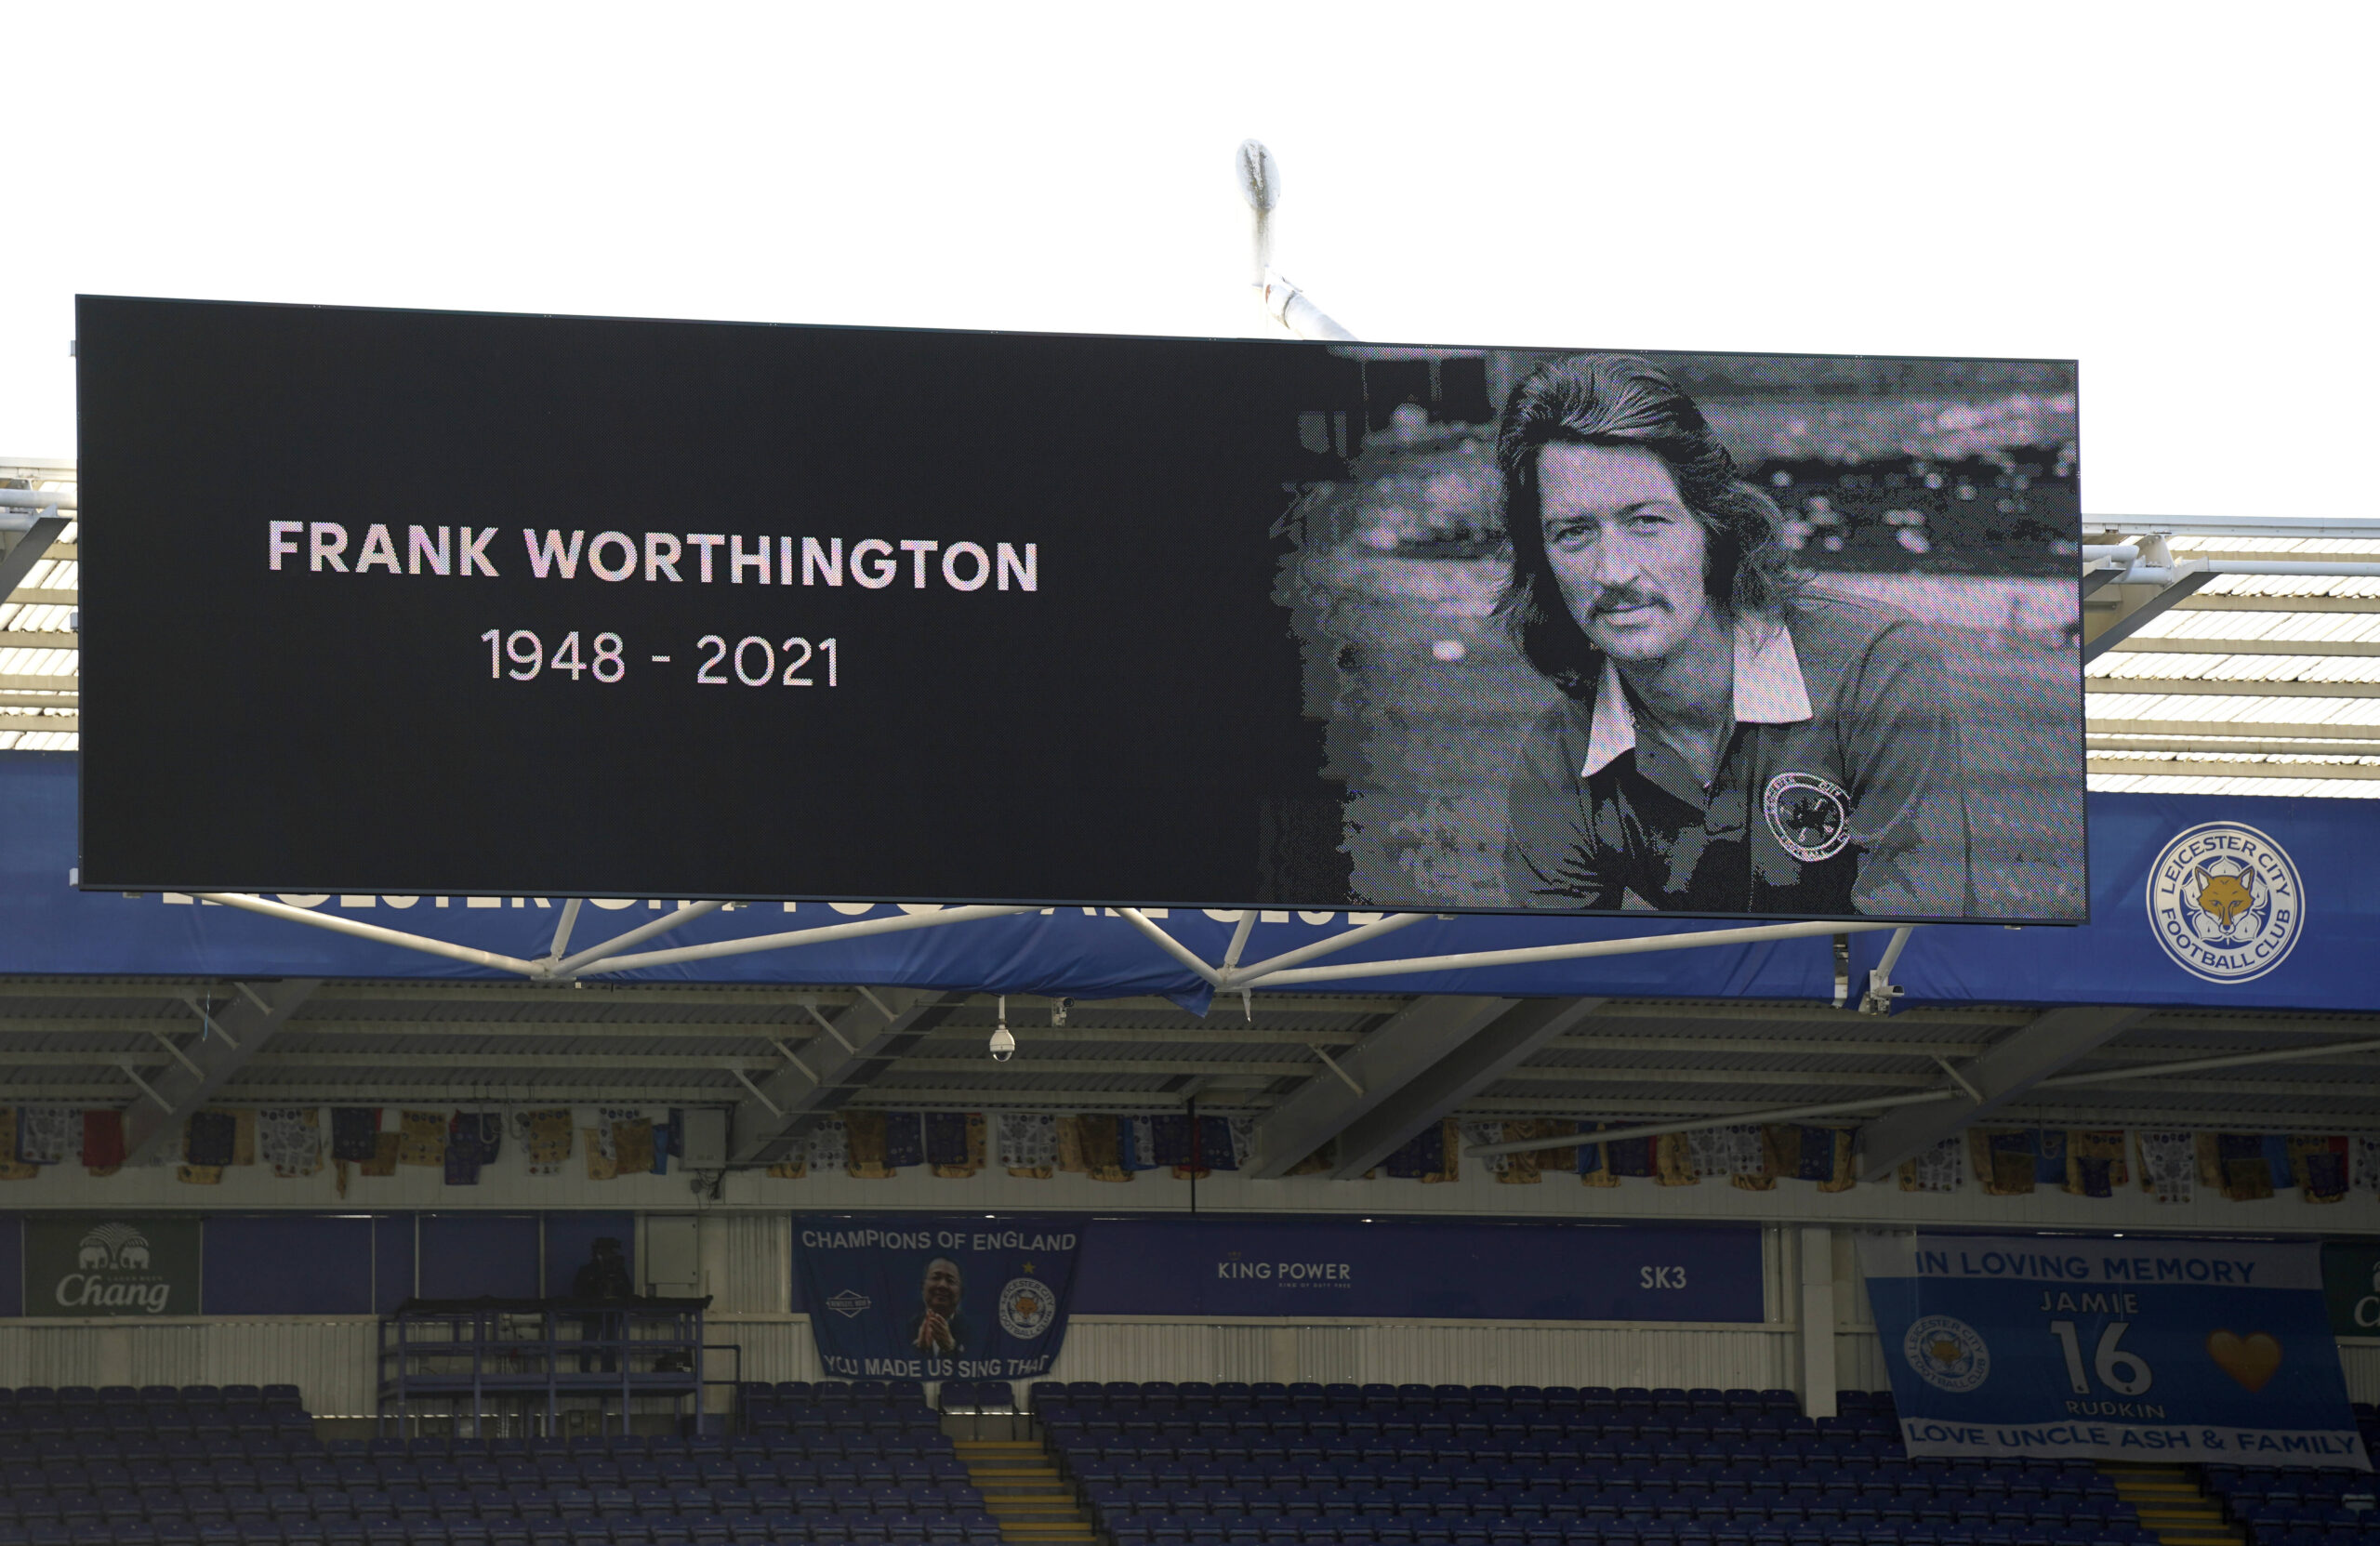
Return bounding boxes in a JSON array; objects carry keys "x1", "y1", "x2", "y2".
[{"x1": 2193, "y1": 866, "x2": 2255, "y2": 930}]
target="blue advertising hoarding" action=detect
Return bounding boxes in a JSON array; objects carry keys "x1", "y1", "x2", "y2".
[
  {"x1": 1860, "y1": 1232, "x2": 2367, "y2": 1468},
  {"x1": 792, "y1": 1215, "x2": 1085, "y2": 1381},
  {"x1": 5, "y1": 748, "x2": 2378, "y2": 1011},
  {"x1": 1072, "y1": 1217, "x2": 1762, "y2": 1322}
]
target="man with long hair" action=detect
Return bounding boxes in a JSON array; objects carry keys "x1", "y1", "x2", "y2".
[{"x1": 1497, "y1": 353, "x2": 1970, "y2": 915}]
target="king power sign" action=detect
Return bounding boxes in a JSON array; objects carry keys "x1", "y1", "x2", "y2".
[{"x1": 23, "y1": 1218, "x2": 202, "y2": 1316}]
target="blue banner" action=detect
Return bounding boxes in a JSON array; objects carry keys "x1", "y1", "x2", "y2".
[
  {"x1": 9, "y1": 747, "x2": 2380, "y2": 1011},
  {"x1": 1073, "y1": 1217, "x2": 1761, "y2": 1322},
  {"x1": 1860, "y1": 1232, "x2": 2368, "y2": 1469},
  {"x1": 792, "y1": 1215, "x2": 1085, "y2": 1381}
]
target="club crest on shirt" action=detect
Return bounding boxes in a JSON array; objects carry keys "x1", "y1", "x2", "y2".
[{"x1": 1763, "y1": 772, "x2": 1852, "y2": 862}]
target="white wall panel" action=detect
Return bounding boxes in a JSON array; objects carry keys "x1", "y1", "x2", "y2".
[
  {"x1": 2338, "y1": 1341, "x2": 2380, "y2": 1405},
  {"x1": 714, "y1": 1214, "x2": 792, "y2": 1315},
  {"x1": 0, "y1": 1321, "x2": 379, "y2": 1415},
  {"x1": 708, "y1": 1315, "x2": 819, "y2": 1385},
  {"x1": 1042, "y1": 1320, "x2": 1801, "y2": 1391}
]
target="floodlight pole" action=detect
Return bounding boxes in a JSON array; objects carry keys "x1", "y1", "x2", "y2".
[{"x1": 1238, "y1": 139, "x2": 1356, "y2": 343}]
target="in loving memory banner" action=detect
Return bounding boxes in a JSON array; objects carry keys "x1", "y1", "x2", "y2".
[
  {"x1": 1860, "y1": 1232, "x2": 2367, "y2": 1468},
  {"x1": 793, "y1": 1215, "x2": 1085, "y2": 1381}
]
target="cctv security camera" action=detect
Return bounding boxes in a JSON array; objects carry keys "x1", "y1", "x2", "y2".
[{"x1": 988, "y1": 1025, "x2": 1016, "y2": 1063}]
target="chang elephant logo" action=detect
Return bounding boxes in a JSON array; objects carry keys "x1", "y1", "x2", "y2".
[
  {"x1": 2146, "y1": 823, "x2": 2305, "y2": 984},
  {"x1": 79, "y1": 1223, "x2": 149, "y2": 1270},
  {"x1": 56, "y1": 1223, "x2": 172, "y2": 1313}
]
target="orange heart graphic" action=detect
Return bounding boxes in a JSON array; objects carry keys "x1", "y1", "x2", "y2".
[{"x1": 2207, "y1": 1329, "x2": 2283, "y2": 1393}]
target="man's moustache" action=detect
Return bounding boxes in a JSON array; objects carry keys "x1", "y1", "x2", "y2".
[{"x1": 1592, "y1": 594, "x2": 1663, "y2": 614}]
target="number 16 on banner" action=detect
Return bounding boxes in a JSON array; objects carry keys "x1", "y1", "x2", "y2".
[{"x1": 2050, "y1": 1317, "x2": 2152, "y2": 1397}]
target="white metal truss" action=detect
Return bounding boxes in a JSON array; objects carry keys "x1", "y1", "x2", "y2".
[{"x1": 187, "y1": 889, "x2": 1911, "y2": 995}]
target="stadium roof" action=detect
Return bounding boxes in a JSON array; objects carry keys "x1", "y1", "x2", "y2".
[
  {"x1": 12, "y1": 468, "x2": 2380, "y2": 792},
  {"x1": 1, "y1": 978, "x2": 2375, "y2": 1176}
]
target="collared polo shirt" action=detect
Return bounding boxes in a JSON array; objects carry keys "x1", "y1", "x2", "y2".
[{"x1": 1504, "y1": 591, "x2": 1972, "y2": 916}]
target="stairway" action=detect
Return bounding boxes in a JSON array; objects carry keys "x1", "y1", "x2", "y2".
[
  {"x1": 958, "y1": 1437, "x2": 1098, "y2": 1546},
  {"x1": 2101, "y1": 1462, "x2": 2242, "y2": 1546}
]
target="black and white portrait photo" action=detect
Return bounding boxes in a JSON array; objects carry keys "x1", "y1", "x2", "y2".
[{"x1": 1282, "y1": 346, "x2": 2082, "y2": 922}]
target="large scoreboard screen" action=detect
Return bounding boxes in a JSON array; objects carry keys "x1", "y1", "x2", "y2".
[{"x1": 76, "y1": 296, "x2": 2084, "y2": 921}]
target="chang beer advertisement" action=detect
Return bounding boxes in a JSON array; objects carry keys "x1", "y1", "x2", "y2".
[
  {"x1": 794, "y1": 1215, "x2": 1084, "y2": 1381},
  {"x1": 1861, "y1": 1232, "x2": 2366, "y2": 1468},
  {"x1": 2323, "y1": 1242, "x2": 2380, "y2": 1335},
  {"x1": 25, "y1": 1217, "x2": 202, "y2": 1315}
]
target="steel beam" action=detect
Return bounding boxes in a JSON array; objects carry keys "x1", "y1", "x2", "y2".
[
  {"x1": 1855, "y1": 1004, "x2": 2149, "y2": 1180},
  {"x1": 2090, "y1": 757, "x2": 2380, "y2": 781},
  {"x1": 2082, "y1": 570, "x2": 2214, "y2": 662},
  {"x1": 1244, "y1": 997, "x2": 1514, "y2": 1179},
  {"x1": 2086, "y1": 678, "x2": 2380, "y2": 698},
  {"x1": 0, "y1": 516, "x2": 69, "y2": 602},
  {"x1": 1326, "y1": 998, "x2": 1607, "y2": 1178},
  {"x1": 725, "y1": 988, "x2": 965, "y2": 1165},
  {"x1": 121, "y1": 979, "x2": 321, "y2": 1165},
  {"x1": 2109, "y1": 637, "x2": 2380, "y2": 657}
]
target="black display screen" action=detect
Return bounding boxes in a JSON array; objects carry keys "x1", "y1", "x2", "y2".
[{"x1": 77, "y1": 296, "x2": 2084, "y2": 920}]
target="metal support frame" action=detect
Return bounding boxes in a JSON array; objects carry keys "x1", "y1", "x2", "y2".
[
  {"x1": 1858, "y1": 927, "x2": 1913, "y2": 1015},
  {"x1": 121, "y1": 978, "x2": 321, "y2": 1165},
  {"x1": 0, "y1": 514, "x2": 70, "y2": 601},
  {"x1": 1461, "y1": 1024, "x2": 2380, "y2": 1160},
  {"x1": 1855, "y1": 1003, "x2": 2149, "y2": 1179},
  {"x1": 1321, "y1": 997, "x2": 1608, "y2": 1179},
  {"x1": 183, "y1": 886, "x2": 1915, "y2": 1001},
  {"x1": 1245, "y1": 997, "x2": 1519, "y2": 1179},
  {"x1": 724, "y1": 988, "x2": 966, "y2": 1165}
]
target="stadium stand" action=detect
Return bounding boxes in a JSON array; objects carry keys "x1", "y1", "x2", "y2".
[
  {"x1": 0, "y1": 1381, "x2": 999, "y2": 1546},
  {"x1": 1024, "y1": 1379, "x2": 2262, "y2": 1546}
]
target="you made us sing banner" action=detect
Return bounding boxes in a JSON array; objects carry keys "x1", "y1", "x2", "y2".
[{"x1": 791, "y1": 1215, "x2": 1085, "y2": 1381}]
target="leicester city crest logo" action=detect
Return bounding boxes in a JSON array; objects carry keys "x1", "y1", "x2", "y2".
[
  {"x1": 1903, "y1": 1314, "x2": 1990, "y2": 1393},
  {"x1": 997, "y1": 1276, "x2": 1058, "y2": 1339},
  {"x1": 2145, "y1": 822, "x2": 2304, "y2": 984}
]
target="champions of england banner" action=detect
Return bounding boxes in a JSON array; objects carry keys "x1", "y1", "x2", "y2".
[
  {"x1": 793, "y1": 1216, "x2": 1084, "y2": 1381},
  {"x1": 1860, "y1": 1232, "x2": 2367, "y2": 1469}
]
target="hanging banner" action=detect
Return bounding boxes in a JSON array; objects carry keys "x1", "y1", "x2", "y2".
[
  {"x1": 1860, "y1": 1232, "x2": 2368, "y2": 1468},
  {"x1": 792, "y1": 1215, "x2": 1085, "y2": 1381},
  {"x1": 22, "y1": 1216, "x2": 203, "y2": 1317}
]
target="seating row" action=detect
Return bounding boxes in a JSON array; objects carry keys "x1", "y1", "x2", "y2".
[
  {"x1": 1081, "y1": 1484, "x2": 2121, "y2": 1508},
  {"x1": 1099, "y1": 1513, "x2": 2161, "y2": 1540},
  {"x1": 2244, "y1": 1526, "x2": 2380, "y2": 1546},
  {"x1": 0, "y1": 1397, "x2": 304, "y2": 1414},
  {"x1": 0, "y1": 1482, "x2": 987, "y2": 1514},
  {"x1": 1056, "y1": 1417, "x2": 1892, "y2": 1437},
  {"x1": 2, "y1": 1457, "x2": 961, "y2": 1487},
  {"x1": 0, "y1": 1443, "x2": 931, "y2": 1468},
  {"x1": 1031, "y1": 1385, "x2": 1833, "y2": 1413},
  {"x1": 0, "y1": 1513, "x2": 995, "y2": 1531},
  {"x1": 1094, "y1": 1513, "x2": 2143, "y2": 1540},
  {"x1": 725, "y1": 1391, "x2": 922, "y2": 1415}
]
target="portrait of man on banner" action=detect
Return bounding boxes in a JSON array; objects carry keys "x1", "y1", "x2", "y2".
[{"x1": 906, "y1": 1256, "x2": 972, "y2": 1356}]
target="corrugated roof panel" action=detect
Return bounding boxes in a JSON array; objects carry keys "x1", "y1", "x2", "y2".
[
  {"x1": 2088, "y1": 771, "x2": 2380, "y2": 798},
  {"x1": 2087, "y1": 692, "x2": 2380, "y2": 724}
]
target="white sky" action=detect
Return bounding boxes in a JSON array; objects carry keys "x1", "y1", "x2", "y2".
[{"x1": 6, "y1": 3, "x2": 2371, "y2": 520}]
